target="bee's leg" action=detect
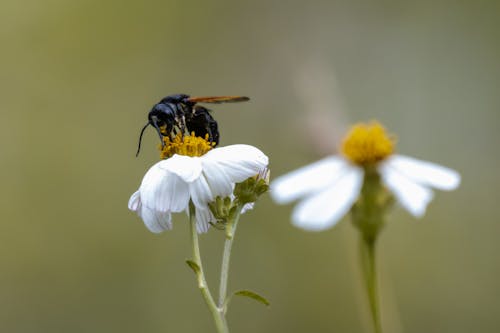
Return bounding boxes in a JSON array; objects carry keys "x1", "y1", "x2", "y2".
[
  {"x1": 170, "y1": 126, "x2": 178, "y2": 140},
  {"x1": 180, "y1": 115, "x2": 187, "y2": 134},
  {"x1": 198, "y1": 108, "x2": 220, "y2": 144},
  {"x1": 204, "y1": 125, "x2": 213, "y2": 142},
  {"x1": 175, "y1": 114, "x2": 186, "y2": 136},
  {"x1": 205, "y1": 118, "x2": 219, "y2": 146}
]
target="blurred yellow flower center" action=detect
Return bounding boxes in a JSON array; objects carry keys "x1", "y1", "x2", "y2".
[
  {"x1": 160, "y1": 132, "x2": 215, "y2": 159},
  {"x1": 341, "y1": 121, "x2": 395, "y2": 165}
]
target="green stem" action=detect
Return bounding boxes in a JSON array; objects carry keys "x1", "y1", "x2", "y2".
[
  {"x1": 218, "y1": 206, "x2": 242, "y2": 311},
  {"x1": 189, "y1": 202, "x2": 229, "y2": 333},
  {"x1": 351, "y1": 165, "x2": 389, "y2": 333},
  {"x1": 359, "y1": 236, "x2": 382, "y2": 333}
]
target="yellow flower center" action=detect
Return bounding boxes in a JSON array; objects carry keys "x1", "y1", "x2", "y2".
[
  {"x1": 160, "y1": 132, "x2": 215, "y2": 159},
  {"x1": 341, "y1": 121, "x2": 396, "y2": 165}
]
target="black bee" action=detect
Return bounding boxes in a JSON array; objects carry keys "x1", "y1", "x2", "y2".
[{"x1": 136, "y1": 94, "x2": 250, "y2": 156}]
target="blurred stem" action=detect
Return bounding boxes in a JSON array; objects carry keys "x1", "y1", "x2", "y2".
[
  {"x1": 189, "y1": 202, "x2": 229, "y2": 333},
  {"x1": 218, "y1": 205, "x2": 243, "y2": 311},
  {"x1": 351, "y1": 166, "x2": 389, "y2": 333},
  {"x1": 360, "y1": 236, "x2": 382, "y2": 333}
]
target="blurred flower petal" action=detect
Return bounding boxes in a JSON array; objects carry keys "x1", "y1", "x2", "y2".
[
  {"x1": 380, "y1": 163, "x2": 434, "y2": 217},
  {"x1": 271, "y1": 122, "x2": 461, "y2": 229},
  {"x1": 387, "y1": 155, "x2": 461, "y2": 191},
  {"x1": 292, "y1": 166, "x2": 363, "y2": 231},
  {"x1": 271, "y1": 156, "x2": 347, "y2": 204}
]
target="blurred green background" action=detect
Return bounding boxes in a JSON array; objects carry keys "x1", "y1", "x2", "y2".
[{"x1": 1, "y1": 0, "x2": 499, "y2": 332}]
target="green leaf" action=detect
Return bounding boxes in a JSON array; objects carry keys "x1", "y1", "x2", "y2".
[
  {"x1": 233, "y1": 290, "x2": 270, "y2": 306},
  {"x1": 185, "y1": 260, "x2": 200, "y2": 274}
]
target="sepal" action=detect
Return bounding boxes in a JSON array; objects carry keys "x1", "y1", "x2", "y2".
[
  {"x1": 233, "y1": 169, "x2": 270, "y2": 205},
  {"x1": 208, "y1": 196, "x2": 238, "y2": 227}
]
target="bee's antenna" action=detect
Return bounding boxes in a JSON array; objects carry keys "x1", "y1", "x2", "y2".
[{"x1": 136, "y1": 122, "x2": 150, "y2": 157}]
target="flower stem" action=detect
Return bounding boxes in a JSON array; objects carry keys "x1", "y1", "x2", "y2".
[
  {"x1": 189, "y1": 202, "x2": 229, "y2": 333},
  {"x1": 359, "y1": 235, "x2": 382, "y2": 333},
  {"x1": 218, "y1": 206, "x2": 243, "y2": 311},
  {"x1": 351, "y1": 166, "x2": 389, "y2": 333}
]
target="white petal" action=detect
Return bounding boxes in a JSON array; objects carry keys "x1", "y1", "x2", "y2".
[
  {"x1": 140, "y1": 162, "x2": 190, "y2": 213},
  {"x1": 128, "y1": 191, "x2": 141, "y2": 211},
  {"x1": 139, "y1": 205, "x2": 173, "y2": 233},
  {"x1": 292, "y1": 166, "x2": 363, "y2": 231},
  {"x1": 195, "y1": 207, "x2": 213, "y2": 233},
  {"x1": 202, "y1": 145, "x2": 269, "y2": 183},
  {"x1": 270, "y1": 156, "x2": 348, "y2": 204},
  {"x1": 241, "y1": 202, "x2": 254, "y2": 214},
  {"x1": 200, "y1": 161, "x2": 234, "y2": 198},
  {"x1": 157, "y1": 155, "x2": 202, "y2": 183},
  {"x1": 380, "y1": 163, "x2": 434, "y2": 218},
  {"x1": 189, "y1": 175, "x2": 214, "y2": 209},
  {"x1": 128, "y1": 191, "x2": 172, "y2": 233},
  {"x1": 387, "y1": 155, "x2": 461, "y2": 191}
]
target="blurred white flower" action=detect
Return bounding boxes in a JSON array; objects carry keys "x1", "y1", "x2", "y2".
[
  {"x1": 129, "y1": 144, "x2": 268, "y2": 233},
  {"x1": 271, "y1": 122, "x2": 460, "y2": 231}
]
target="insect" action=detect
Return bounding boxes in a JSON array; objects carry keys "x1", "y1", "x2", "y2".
[{"x1": 136, "y1": 94, "x2": 250, "y2": 156}]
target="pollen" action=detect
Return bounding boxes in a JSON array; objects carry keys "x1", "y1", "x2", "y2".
[
  {"x1": 341, "y1": 121, "x2": 396, "y2": 165},
  {"x1": 160, "y1": 132, "x2": 215, "y2": 159}
]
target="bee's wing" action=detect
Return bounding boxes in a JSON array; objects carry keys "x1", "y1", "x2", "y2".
[{"x1": 187, "y1": 96, "x2": 250, "y2": 104}]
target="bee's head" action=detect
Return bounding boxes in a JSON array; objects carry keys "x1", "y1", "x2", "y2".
[
  {"x1": 149, "y1": 103, "x2": 176, "y2": 127},
  {"x1": 136, "y1": 103, "x2": 176, "y2": 157}
]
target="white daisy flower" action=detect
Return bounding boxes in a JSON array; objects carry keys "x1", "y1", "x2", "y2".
[
  {"x1": 129, "y1": 134, "x2": 269, "y2": 234},
  {"x1": 271, "y1": 122, "x2": 460, "y2": 231}
]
